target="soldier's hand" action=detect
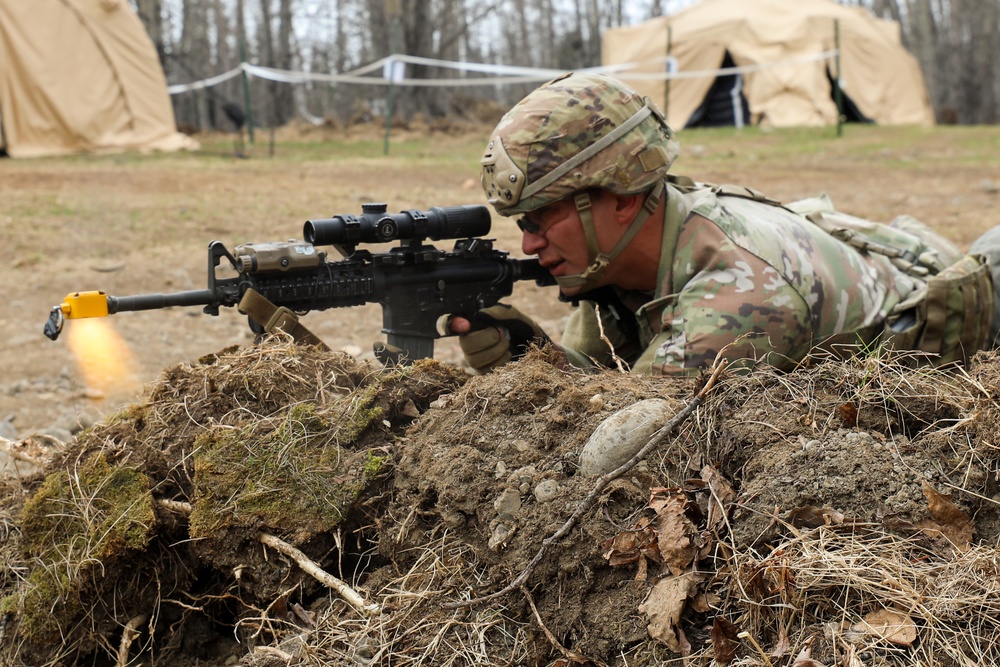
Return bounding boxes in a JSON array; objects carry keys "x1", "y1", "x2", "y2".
[{"x1": 449, "y1": 304, "x2": 550, "y2": 373}]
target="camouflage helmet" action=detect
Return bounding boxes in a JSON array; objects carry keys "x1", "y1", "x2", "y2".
[{"x1": 480, "y1": 72, "x2": 680, "y2": 217}]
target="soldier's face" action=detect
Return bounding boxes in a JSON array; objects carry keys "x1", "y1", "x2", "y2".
[
  {"x1": 519, "y1": 198, "x2": 589, "y2": 289},
  {"x1": 519, "y1": 194, "x2": 620, "y2": 295}
]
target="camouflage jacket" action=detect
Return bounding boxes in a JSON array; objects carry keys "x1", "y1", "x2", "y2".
[{"x1": 560, "y1": 178, "x2": 979, "y2": 375}]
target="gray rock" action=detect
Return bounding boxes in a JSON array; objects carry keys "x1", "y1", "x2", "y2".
[
  {"x1": 579, "y1": 398, "x2": 673, "y2": 476},
  {"x1": 533, "y1": 479, "x2": 560, "y2": 503},
  {"x1": 494, "y1": 488, "x2": 522, "y2": 520}
]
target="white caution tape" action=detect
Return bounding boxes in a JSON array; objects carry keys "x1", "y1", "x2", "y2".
[{"x1": 167, "y1": 50, "x2": 838, "y2": 94}]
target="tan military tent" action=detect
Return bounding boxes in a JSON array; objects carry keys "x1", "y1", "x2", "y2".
[
  {"x1": 0, "y1": 0, "x2": 196, "y2": 158},
  {"x1": 602, "y1": 0, "x2": 934, "y2": 128}
]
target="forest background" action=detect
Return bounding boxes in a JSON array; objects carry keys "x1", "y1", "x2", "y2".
[{"x1": 128, "y1": 0, "x2": 1000, "y2": 134}]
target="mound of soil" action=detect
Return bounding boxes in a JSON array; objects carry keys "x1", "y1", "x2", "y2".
[{"x1": 2, "y1": 341, "x2": 999, "y2": 666}]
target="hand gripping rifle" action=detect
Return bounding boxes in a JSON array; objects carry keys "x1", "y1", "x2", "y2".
[{"x1": 43, "y1": 204, "x2": 555, "y2": 363}]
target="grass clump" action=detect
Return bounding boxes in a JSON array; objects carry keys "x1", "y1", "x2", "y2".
[
  {"x1": 4, "y1": 454, "x2": 153, "y2": 645},
  {"x1": 189, "y1": 393, "x2": 387, "y2": 543}
]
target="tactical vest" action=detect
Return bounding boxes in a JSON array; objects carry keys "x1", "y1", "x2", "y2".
[{"x1": 787, "y1": 194, "x2": 993, "y2": 365}]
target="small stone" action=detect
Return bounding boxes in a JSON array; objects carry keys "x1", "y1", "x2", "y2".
[
  {"x1": 588, "y1": 393, "x2": 605, "y2": 412},
  {"x1": 494, "y1": 488, "x2": 522, "y2": 520},
  {"x1": 488, "y1": 522, "x2": 516, "y2": 550},
  {"x1": 534, "y1": 479, "x2": 560, "y2": 503},
  {"x1": 429, "y1": 394, "x2": 452, "y2": 409}
]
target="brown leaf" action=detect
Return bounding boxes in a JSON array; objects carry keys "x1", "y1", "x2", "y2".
[
  {"x1": 638, "y1": 572, "x2": 702, "y2": 653},
  {"x1": 648, "y1": 488, "x2": 699, "y2": 576},
  {"x1": 600, "y1": 516, "x2": 660, "y2": 567},
  {"x1": 710, "y1": 617, "x2": 739, "y2": 665},
  {"x1": 919, "y1": 480, "x2": 974, "y2": 551},
  {"x1": 851, "y1": 609, "x2": 917, "y2": 646},
  {"x1": 785, "y1": 506, "x2": 845, "y2": 529},
  {"x1": 701, "y1": 465, "x2": 736, "y2": 534}
]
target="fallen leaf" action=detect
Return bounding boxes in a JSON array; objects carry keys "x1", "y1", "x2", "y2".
[
  {"x1": 918, "y1": 480, "x2": 974, "y2": 551},
  {"x1": 701, "y1": 465, "x2": 736, "y2": 534},
  {"x1": 710, "y1": 617, "x2": 739, "y2": 664},
  {"x1": 851, "y1": 609, "x2": 917, "y2": 646},
  {"x1": 649, "y1": 488, "x2": 699, "y2": 575},
  {"x1": 638, "y1": 572, "x2": 702, "y2": 653},
  {"x1": 785, "y1": 506, "x2": 845, "y2": 529}
]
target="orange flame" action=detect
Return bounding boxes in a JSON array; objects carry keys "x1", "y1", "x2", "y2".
[{"x1": 66, "y1": 318, "x2": 142, "y2": 397}]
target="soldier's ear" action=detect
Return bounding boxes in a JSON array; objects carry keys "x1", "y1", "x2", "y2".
[{"x1": 613, "y1": 192, "x2": 646, "y2": 226}]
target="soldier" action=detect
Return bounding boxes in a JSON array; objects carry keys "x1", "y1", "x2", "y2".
[{"x1": 448, "y1": 72, "x2": 993, "y2": 375}]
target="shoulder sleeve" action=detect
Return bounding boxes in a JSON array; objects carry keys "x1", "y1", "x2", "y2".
[{"x1": 639, "y1": 216, "x2": 815, "y2": 375}]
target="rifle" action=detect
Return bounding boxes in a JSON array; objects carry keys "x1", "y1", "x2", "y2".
[{"x1": 43, "y1": 204, "x2": 555, "y2": 363}]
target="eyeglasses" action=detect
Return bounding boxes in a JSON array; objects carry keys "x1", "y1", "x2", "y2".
[{"x1": 515, "y1": 216, "x2": 542, "y2": 235}]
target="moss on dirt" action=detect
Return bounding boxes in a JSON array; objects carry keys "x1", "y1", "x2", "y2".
[
  {"x1": 5, "y1": 340, "x2": 1000, "y2": 666},
  {"x1": 5, "y1": 454, "x2": 153, "y2": 643},
  {"x1": 188, "y1": 397, "x2": 384, "y2": 542}
]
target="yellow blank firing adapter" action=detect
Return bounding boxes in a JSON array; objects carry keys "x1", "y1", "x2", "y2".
[{"x1": 43, "y1": 291, "x2": 110, "y2": 341}]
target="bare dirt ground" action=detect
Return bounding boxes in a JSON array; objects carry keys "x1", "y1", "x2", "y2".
[
  {"x1": 2, "y1": 123, "x2": 1000, "y2": 667},
  {"x1": 1, "y1": 122, "x2": 998, "y2": 437}
]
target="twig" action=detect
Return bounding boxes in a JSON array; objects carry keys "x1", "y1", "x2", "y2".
[
  {"x1": 254, "y1": 646, "x2": 295, "y2": 661},
  {"x1": 446, "y1": 358, "x2": 728, "y2": 609},
  {"x1": 155, "y1": 498, "x2": 194, "y2": 514},
  {"x1": 594, "y1": 304, "x2": 628, "y2": 373},
  {"x1": 521, "y1": 586, "x2": 606, "y2": 666},
  {"x1": 116, "y1": 614, "x2": 147, "y2": 667},
  {"x1": 152, "y1": 499, "x2": 380, "y2": 616},
  {"x1": 259, "y1": 532, "x2": 381, "y2": 617}
]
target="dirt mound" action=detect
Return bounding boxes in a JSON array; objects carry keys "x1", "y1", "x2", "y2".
[{"x1": 2, "y1": 341, "x2": 999, "y2": 666}]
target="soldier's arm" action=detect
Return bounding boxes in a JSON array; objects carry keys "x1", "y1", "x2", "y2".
[{"x1": 637, "y1": 258, "x2": 815, "y2": 376}]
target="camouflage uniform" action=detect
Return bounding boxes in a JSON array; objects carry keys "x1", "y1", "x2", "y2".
[
  {"x1": 478, "y1": 72, "x2": 992, "y2": 375},
  {"x1": 560, "y1": 180, "x2": 975, "y2": 374}
]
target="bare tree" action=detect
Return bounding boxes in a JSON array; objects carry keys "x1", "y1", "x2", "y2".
[
  {"x1": 140, "y1": 0, "x2": 1000, "y2": 130},
  {"x1": 134, "y1": 0, "x2": 165, "y2": 64}
]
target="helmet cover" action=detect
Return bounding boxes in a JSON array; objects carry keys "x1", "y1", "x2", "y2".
[{"x1": 481, "y1": 72, "x2": 679, "y2": 216}]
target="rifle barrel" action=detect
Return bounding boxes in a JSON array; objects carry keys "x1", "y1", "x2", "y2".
[{"x1": 108, "y1": 289, "x2": 217, "y2": 313}]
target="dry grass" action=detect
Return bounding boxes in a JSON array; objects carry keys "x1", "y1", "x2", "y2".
[
  {"x1": 726, "y1": 524, "x2": 1000, "y2": 666},
  {"x1": 4, "y1": 341, "x2": 1000, "y2": 666}
]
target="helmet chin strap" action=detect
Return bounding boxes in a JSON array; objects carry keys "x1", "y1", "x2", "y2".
[{"x1": 555, "y1": 180, "x2": 666, "y2": 291}]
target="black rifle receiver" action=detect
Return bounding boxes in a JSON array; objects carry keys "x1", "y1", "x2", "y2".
[{"x1": 44, "y1": 204, "x2": 555, "y2": 363}]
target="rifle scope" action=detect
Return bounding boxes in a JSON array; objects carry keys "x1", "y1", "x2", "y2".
[{"x1": 304, "y1": 204, "x2": 492, "y2": 247}]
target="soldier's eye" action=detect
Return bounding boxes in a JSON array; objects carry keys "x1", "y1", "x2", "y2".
[{"x1": 516, "y1": 217, "x2": 541, "y2": 234}]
